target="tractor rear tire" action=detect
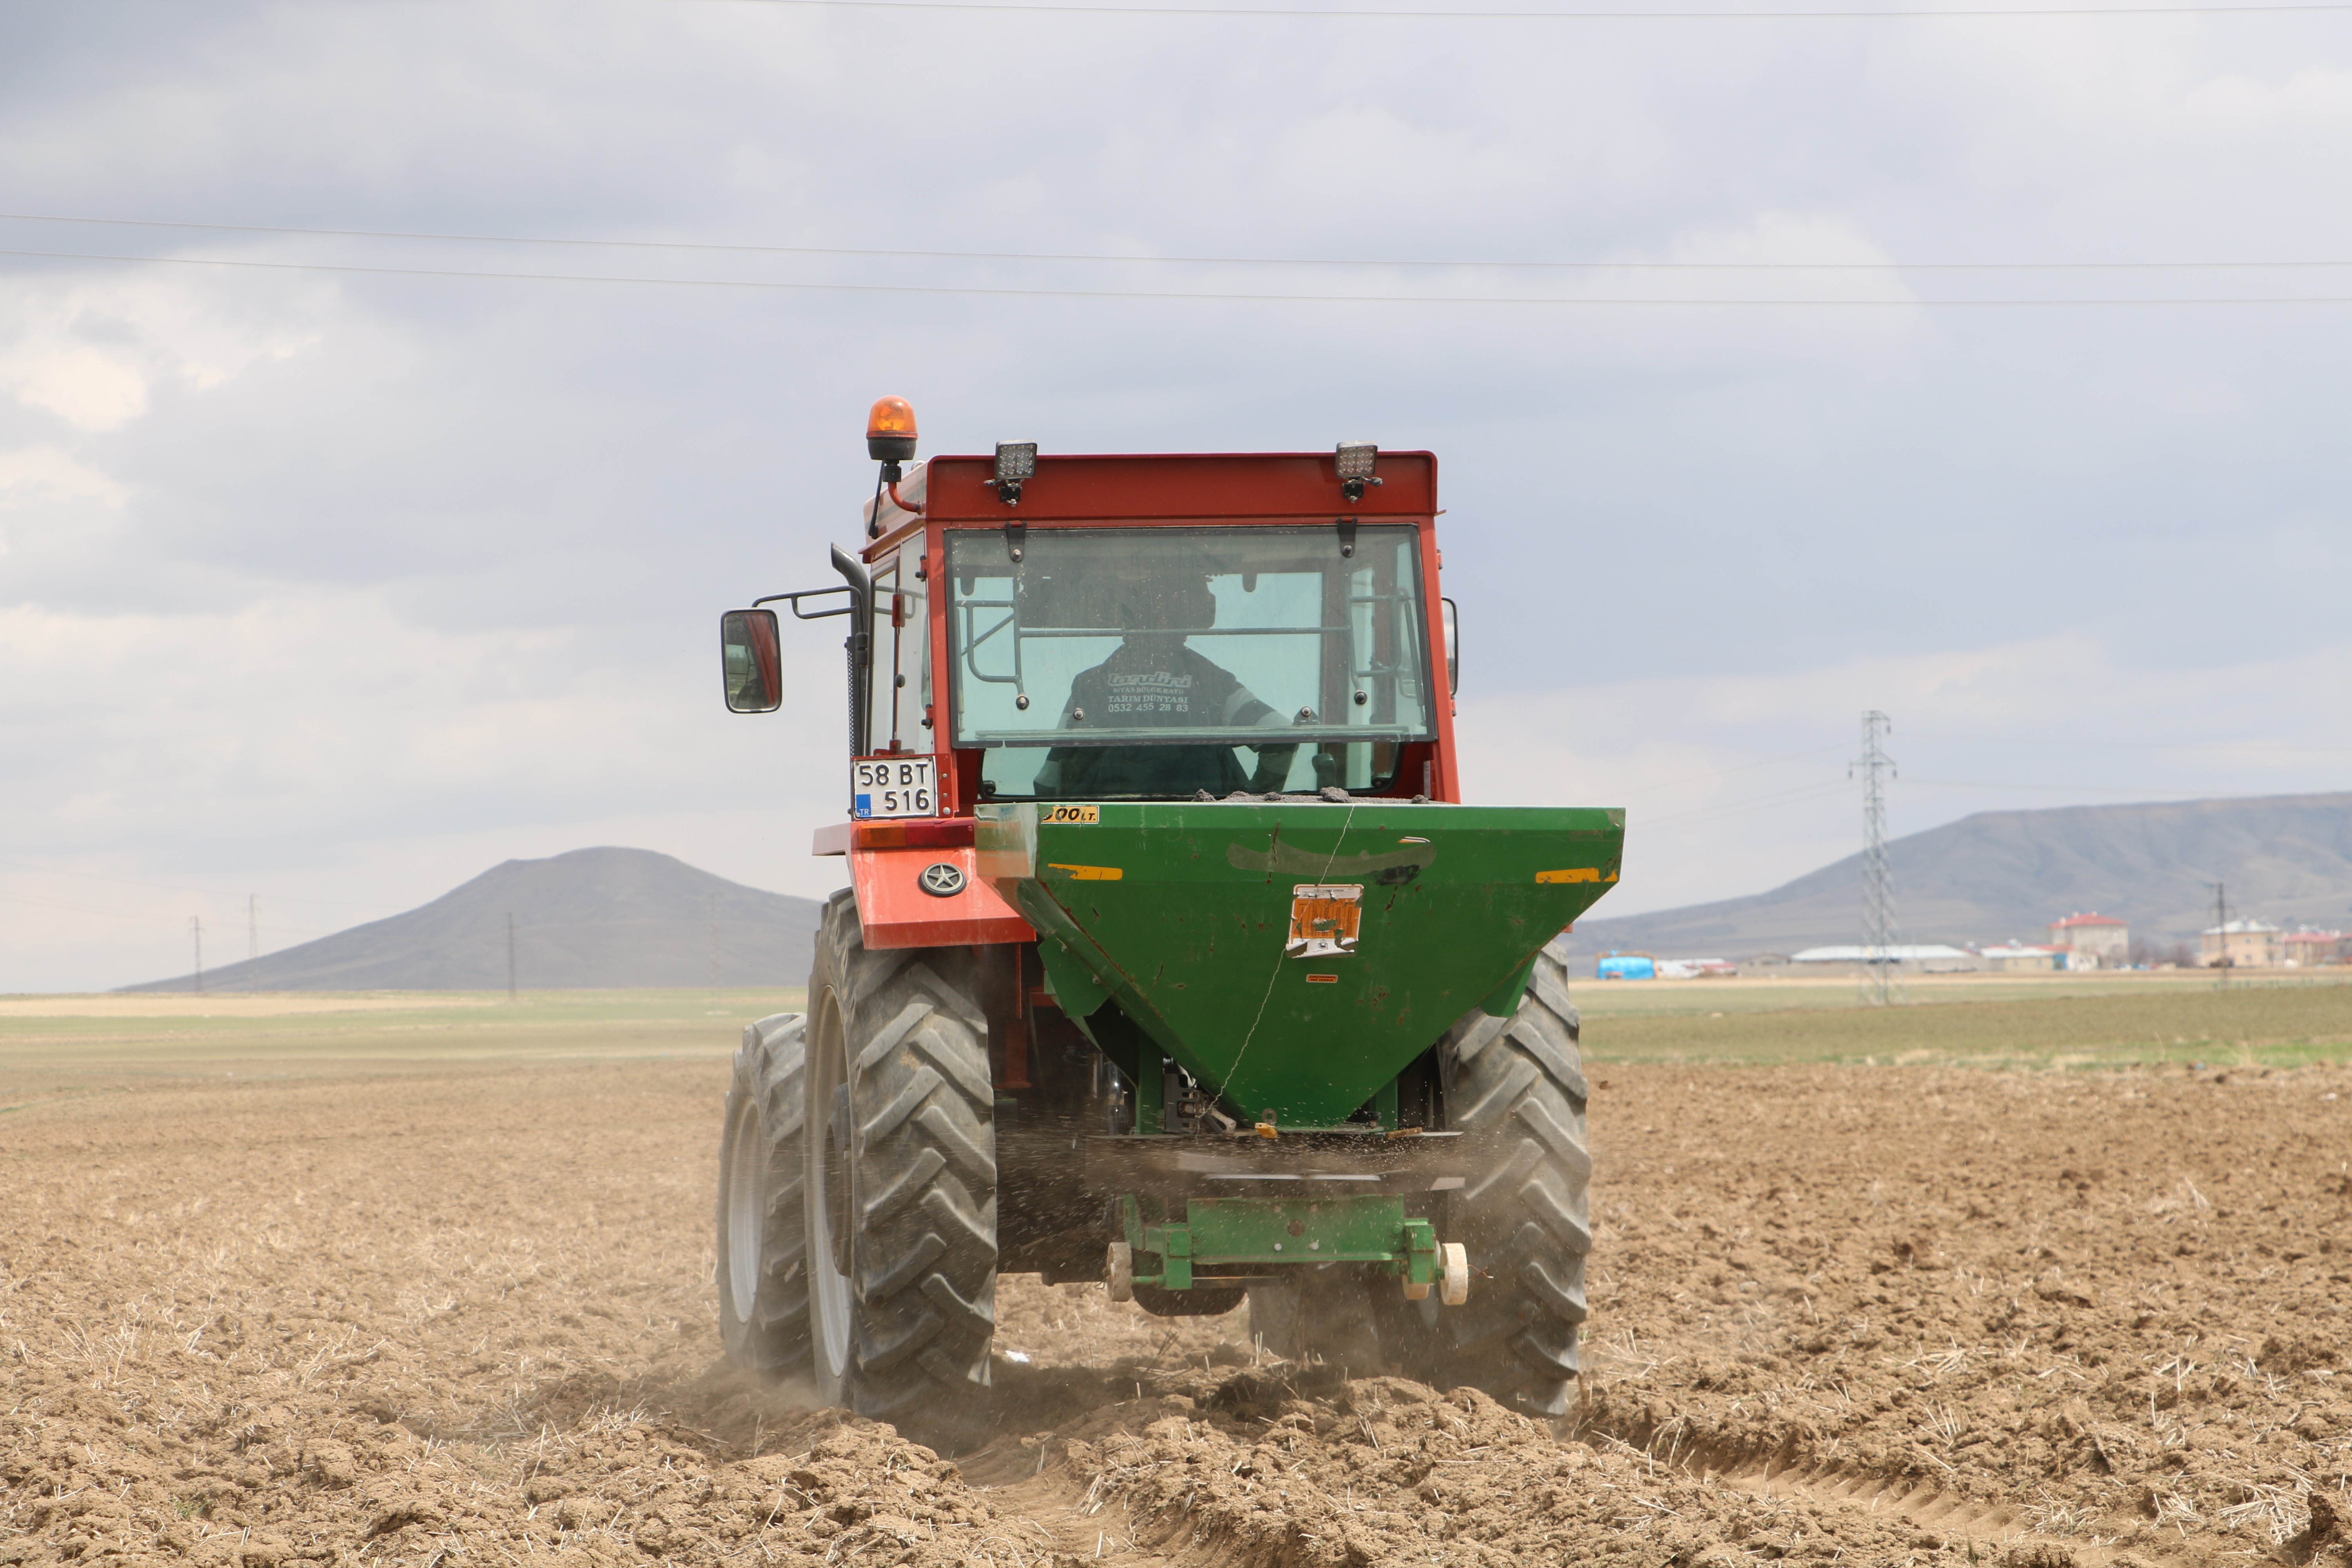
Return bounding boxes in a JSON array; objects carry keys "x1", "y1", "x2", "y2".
[
  {"x1": 716, "y1": 1012, "x2": 813, "y2": 1380},
  {"x1": 804, "y1": 890, "x2": 999, "y2": 1452},
  {"x1": 1421, "y1": 932, "x2": 1592, "y2": 1416}
]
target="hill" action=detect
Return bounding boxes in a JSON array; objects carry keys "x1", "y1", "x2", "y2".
[
  {"x1": 125, "y1": 848, "x2": 826, "y2": 992},
  {"x1": 1565, "y1": 790, "x2": 2352, "y2": 959}
]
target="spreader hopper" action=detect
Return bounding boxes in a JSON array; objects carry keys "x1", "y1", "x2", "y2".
[{"x1": 979, "y1": 800, "x2": 1623, "y2": 1127}]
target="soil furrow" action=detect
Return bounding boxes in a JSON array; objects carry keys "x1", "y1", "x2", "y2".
[{"x1": 3, "y1": 1052, "x2": 2346, "y2": 1567}]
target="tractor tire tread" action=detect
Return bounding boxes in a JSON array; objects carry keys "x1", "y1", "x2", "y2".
[
  {"x1": 1430, "y1": 936, "x2": 1592, "y2": 1417},
  {"x1": 717, "y1": 1012, "x2": 814, "y2": 1380},
  {"x1": 812, "y1": 890, "x2": 998, "y2": 1450}
]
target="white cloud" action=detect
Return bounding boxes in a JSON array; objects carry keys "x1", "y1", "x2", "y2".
[
  {"x1": 0, "y1": 444, "x2": 132, "y2": 559},
  {"x1": 0, "y1": 274, "x2": 322, "y2": 436},
  {"x1": 0, "y1": 445, "x2": 129, "y2": 508},
  {"x1": 9, "y1": 349, "x2": 149, "y2": 430}
]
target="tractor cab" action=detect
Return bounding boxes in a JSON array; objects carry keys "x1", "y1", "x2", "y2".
[
  {"x1": 711, "y1": 399, "x2": 1618, "y2": 1454},
  {"x1": 722, "y1": 400, "x2": 1462, "y2": 825}
]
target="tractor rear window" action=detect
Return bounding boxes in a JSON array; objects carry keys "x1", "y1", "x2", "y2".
[{"x1": 945, "y1": 525, "x2": 1433, "y2": 800}]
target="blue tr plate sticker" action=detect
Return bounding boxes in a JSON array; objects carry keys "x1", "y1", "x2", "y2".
[{"x1": 853, "y1": 794, "x2": 873, "y2": 818}]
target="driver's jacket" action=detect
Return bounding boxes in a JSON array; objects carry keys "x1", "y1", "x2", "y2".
[{"x1": 1045, "y1": 642, "x2": 1276, "y2": 797}]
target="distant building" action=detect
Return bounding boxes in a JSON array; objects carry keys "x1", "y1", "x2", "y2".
[
  {"x1": 1791, "y1": 944, "x2": 1973, "y2": 964},
  {"x1": 2047, "y1": 912, "x2": 2129, "y2": 967},
  {"x1": 2283, "y1": 929, "x2": 2349, "y2": 967},
  {"x1": 1596, "y1": 954, "x2": 1655, "y2": 980},
  {"x1": 1981, "y1": 943, "x2": 2065, "y2": 973},
  {"x1": 2201, "y1": 919, "x2": 2282, "y2": 968},
  {"x1": 1789, "y1": 944, "x2": 1979, "y2": 973}
]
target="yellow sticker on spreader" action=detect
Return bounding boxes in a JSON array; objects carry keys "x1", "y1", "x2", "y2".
[
  {"x1": 1046, "y1": 863, "x2": 1123, "y2": 880},
  {"x1": 1042, "y1": 804, "x2": 1100, "y2": 824},
  {"x1": 1536, "y1": 867, "x2": 1602, "y2": 884}
]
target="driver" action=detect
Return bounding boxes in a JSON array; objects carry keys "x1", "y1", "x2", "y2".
[{"x1": 1033, "y1": 573, "x2": 1300, "y2": 798}]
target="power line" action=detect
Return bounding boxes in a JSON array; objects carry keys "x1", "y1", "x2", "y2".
[
  {"x1": 1635, "y1": 777, "x2": 1854, "y2": 828},
  {"x1": 1902, "y1": 777, "x2": 2287, "y2": 793},
  {"x1": 1903, "y1": 731, "x2": 2352, "y2": 754},
  {"x1": 2208, "y1": 880, "x2": 2229, "y2": 989},
  {"x1": 1631, "y1": 793, "x2": 1858, "y2": 844},
  {"x1": 1566, "y1": 744, "x2": 1847, "y2": 806},
  {"x1": 679, "y1": 0, "x2": 2352, "y2": 20},
  {"x1": 9, "y1": 211, "x2": 2352, "y2": 274},
  {"x1": 11, "y1": 246, "x2": 2352, "y2": 306}
]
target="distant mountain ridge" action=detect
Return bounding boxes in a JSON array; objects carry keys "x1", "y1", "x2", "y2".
[
  {"x1": 1564, "y1": 791, "x2": 2352, "y2": 959},
  {"x1": 122, "y1": 794, "x2": 2352, "y2": 987},
  {"x1": 125, "y1": 848, "x2": 826, "y2": 992}
]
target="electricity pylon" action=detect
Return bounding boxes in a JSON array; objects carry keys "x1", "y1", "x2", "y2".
[{"x1": 1853, "y1": 710, "x2": 1903, "y2": 1005}]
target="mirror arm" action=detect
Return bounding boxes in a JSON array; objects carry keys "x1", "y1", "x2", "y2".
[{"x1": 753, "y1": 584, "x2": 855, "y2": 621}]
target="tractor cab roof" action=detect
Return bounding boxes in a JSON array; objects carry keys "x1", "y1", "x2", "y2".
[{"x1": 860, "y1": 450, "x2": 1437, "y2": 560}]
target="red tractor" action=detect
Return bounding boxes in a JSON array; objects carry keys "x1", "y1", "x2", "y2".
[{"x1": 715, "y1": 399, "x2": 1622, "y2": 1448}]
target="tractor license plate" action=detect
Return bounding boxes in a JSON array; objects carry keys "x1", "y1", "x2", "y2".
[{"x1": 852, "y1": 757, "x2": 937, "y2": 819}]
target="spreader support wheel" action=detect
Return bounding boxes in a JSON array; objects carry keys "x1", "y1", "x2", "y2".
[{"x1": 1440, "y1": 1241, "x2": 1470, "y2": 1306}]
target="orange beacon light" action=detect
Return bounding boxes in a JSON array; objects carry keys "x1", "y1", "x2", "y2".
[{"x1": 866, "y1": 397, "x2": 918, "y2": 464}]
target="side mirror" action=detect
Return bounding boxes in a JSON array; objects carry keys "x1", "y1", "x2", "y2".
[
  {"x1": 1441, "y1": 598, "x2": 1459, "y2": 697},
  {"x1": 720, "y1": 609, "x2": 782, "y2": 713}
]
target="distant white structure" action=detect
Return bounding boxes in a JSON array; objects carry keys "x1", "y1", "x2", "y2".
[
  {"x1": 1655, "y1": 958, "x2": 1739, "y2": 979},
  {"x1": 1793, "y1": 944, "x2": 1973, "y2": 965},
  {"x1": 1979, "y1": 943, "x2": 2070, "y2": 973},
  {"x1": 2047, "y1": 912, "x2": 2128, "y2": 967},
  {"x1": 2201, "y1": 919, "x2": 2282, "y2": 968}
]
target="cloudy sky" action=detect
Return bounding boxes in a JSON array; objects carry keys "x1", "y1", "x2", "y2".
[{"x1": 4, "y1": 0, "x2": 2348, "y2": 990}]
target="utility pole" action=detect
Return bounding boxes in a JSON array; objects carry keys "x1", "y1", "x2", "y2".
[
  {"x1": 507, "y1": 913, "x2": 518, "y2": 1002},
  {"x1": 1852, "y1": 711, "x2": 1902, "y2": 1006},
  {"x1": 249, "y1": 894, "x2": 259, "y2": 964},
  {"x1": 2208, "y1": 880, "x2": 2228, "y2": 990},
  {"x1": 192, "y1": 915, "x2": 204, "y2": 995}
]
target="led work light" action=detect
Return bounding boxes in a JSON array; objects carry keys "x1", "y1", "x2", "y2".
[
  {"x1": 994, "y1": 441, "x2": 1037, "y2": 505},
  {"x1": 1336, "y1": 440, "x2": 1381, "y2": 503}
]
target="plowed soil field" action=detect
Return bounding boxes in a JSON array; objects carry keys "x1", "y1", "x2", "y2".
[{"x1": 5, "y1": 1025, "x2": 2350, "y2": 1567}]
